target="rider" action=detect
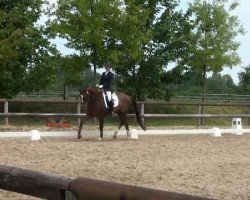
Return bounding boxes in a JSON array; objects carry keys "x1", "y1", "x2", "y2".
[{"x1": 97, "y1": 62, "x2": 114, "y2": 111}]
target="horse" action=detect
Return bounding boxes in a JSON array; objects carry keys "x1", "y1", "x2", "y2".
[{"x1": 78, "y1": 86, "x2": 146, "y2": 140}]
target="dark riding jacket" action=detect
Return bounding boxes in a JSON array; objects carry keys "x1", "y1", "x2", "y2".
[{"x1": 99, "y1": 71, "x2": 113, "y2": 91}]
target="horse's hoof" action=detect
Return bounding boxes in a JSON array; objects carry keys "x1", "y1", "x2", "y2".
[
  {"x1": 113, "y1": 134, "x2": 117, "y2": 139},
  {"x1": 78, "y1": 134, "x2": 82, "y2": 139},
  {"x1": 97, "y1": 137, "x2": 102, "y2": 141}
]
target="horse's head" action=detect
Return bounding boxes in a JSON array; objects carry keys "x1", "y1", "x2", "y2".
[
  {"x1": 79, "y1": 88, "x2": 90, "y2": 108},
  {"x1": 79, "y1": 87, "x2": 100, "y2": 107}
]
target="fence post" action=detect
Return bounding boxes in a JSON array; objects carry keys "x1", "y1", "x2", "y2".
[
  {"x1": 140, "y1": 103, "x2": 145, "y2": 124},
  {"x1": 197, "y1": 104, "x2": 202, "y2": 126},
  {"x1": 77, "y1": 102, "x2": 81, "y2": 125},
  {"x1": 248, "y1": 106, "x2": 250, "y2": 126},
  {"x1": 4, "y1": 100, "x2": 8, "y2": 125}
]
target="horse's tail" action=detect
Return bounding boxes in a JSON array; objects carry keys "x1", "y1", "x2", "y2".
[{"x1": 131, "y1": 97, "x2": 146, "y2": 131}]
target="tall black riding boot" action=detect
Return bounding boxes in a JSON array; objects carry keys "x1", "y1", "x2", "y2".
[{"x1": 108, "y1": 100, "x2": 114, "y2": 111}]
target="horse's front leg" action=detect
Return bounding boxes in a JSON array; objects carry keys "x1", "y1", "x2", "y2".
[
  {"x1": 98, "y1": 118, "x2": 104, "y2": 140},
  {"x1": 78, "y1": 116, "x2": 88, "y2": 139}
]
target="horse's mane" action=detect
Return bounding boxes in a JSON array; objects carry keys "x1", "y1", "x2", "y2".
[
  {"x1": 86, "y1": 86, "x2": 96, "y2": 93},
  {"x1": 86, "y1": 87, "x2": 101, "y2": 101}
]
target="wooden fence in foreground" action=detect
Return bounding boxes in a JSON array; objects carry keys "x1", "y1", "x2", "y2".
[
  {"x1": 0, "y1": 165, "x2": 212, "y2": 200},
  {"x1": 1, "y1": 99, "x2": 250, "y2": 126}
]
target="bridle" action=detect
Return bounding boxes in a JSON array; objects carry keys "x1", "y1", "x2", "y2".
[{"x1": 80, "y1": 90, "x2": 90, "y2": 109}]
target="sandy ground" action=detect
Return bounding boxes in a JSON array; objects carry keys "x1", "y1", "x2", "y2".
[{"x1": 0, "y1": 134, "x2": 249, "y2": 200}]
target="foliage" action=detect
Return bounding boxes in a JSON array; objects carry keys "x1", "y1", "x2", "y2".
[
  {"x1": 206, "y1": 73, "x2": 237, "y2": 94},
  {"x1": 48, "y1": 0, "x2": 123, "y2": 85},
  {"x1": 169, "y1": 71, "x2": 238, "y2": 96},
  {"x1": 50, "y1": 59, "x2": 100, "y2": 92},
  {"x1": 181, "y1": 0, "x2": 244, "y2": 101},
  {"x1": 48, "y1": 0, "x2": 191, "y2": 100},
  {"x1": 0, "y1": 0, "x2": 57, "y2": 98},
  {"x1": 46, "y1": 0, "x2": 245, "y2": 101},
  {"x1": 107, "y1": 0, "x2": 190, "y2": 100},
  {"x1": 238, "y1": 64, "x2": 250, "y2": 94}
]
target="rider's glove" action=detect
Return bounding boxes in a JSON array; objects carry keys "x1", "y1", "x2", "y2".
[{"x1": 98, "y1": 85, "x2": 103, "y2": 89}]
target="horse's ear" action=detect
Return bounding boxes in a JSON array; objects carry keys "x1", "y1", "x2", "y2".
[{"x1": 85, "y1": 87, "x2": 90, "y2": 94}]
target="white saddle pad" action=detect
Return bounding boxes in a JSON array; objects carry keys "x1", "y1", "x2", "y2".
[{"x1": 102, "y1": 92, "x2": 119, "y2": 108}]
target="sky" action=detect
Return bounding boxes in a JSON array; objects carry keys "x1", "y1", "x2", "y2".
[{"x1": 49, "y1": 0, "x2": 250, "y2": 85}]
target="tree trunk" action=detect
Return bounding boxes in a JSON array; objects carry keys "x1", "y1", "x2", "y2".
[
  {"x1": 201, "y1": 66, "x2": 207, "y2": 125},
  {"x1": 201, "y1": 67, "x2": 206, "y2": 103},
  {"x1": 93, "y1": 63, "x2": 97, "y2": 86},
  {"x1": 132, "y1": 63, "x2": 137, "y2": 99},
  {"x1": 63, "y1": 83, "x2": 67, "y2": 100}
]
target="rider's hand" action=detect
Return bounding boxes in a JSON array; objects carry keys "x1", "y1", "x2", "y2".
[{"x1": 98, "y1": 85, "x2": 103, "y2": 89}]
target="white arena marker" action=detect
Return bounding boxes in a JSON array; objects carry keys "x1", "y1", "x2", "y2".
[
  {"x1": 130, "y1": 129, "x2": 138, "y2": 139},
  {"x1": 232, "y1": 118, "x2": 243, "y2": 135},
  {"x1": 212, "y1": 127, "x2": 221, "y2": 137},
  {"x1": 30, "y1": 130, "x2": 41, "y2": 141}
]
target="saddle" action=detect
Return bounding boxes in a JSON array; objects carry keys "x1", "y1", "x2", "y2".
[{"x1": 102, "y1": 92, "x2": 119, "y2": 109}]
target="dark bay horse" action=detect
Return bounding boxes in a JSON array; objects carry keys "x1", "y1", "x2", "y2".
[{"x1": 78, "y1": 87, "x2": 146, "y2": 140}]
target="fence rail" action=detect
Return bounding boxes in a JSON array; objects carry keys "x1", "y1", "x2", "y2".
[
  {"x1": 15, "y1": 91, "x2": 250, "y2": 102},
  {"x1": 0, "y1": 165, "x2": 212, "y2": 200},
  {"x1": 175, "y1": 93, "x2": 250, "y2": 102},
  {"x1": 1, "y1": 99, "x2": 250, "y2": 126},
  {"x1": 16, "y1": 91, "x2": 79, "y2": 100}
]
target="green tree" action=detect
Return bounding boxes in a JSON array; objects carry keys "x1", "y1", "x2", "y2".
[
  {"x1": 116, "y1": 0, "x2": 190, "y2": 100},
  {"x1": 206, "y1": 73, "x2": 236, "y2": 94},
  {"x1": 54, "y1": 55, "x2": 87, "y2": 99},
  {"x1": 0, "y1": 0, "x2": 57, "y2": 98},
  {"x1": 49, "y1": 0, "x2": 190, "y2": 100},
  {"x1": 183, "y1": 0, "x2": 244, "y2": 102},
  {"x1": 49, "y1": 0, "x2": 122, "y2": 86},
  {"x1": 112, "y1": 0, "x2": 152, "y2": 99},
  {"x1": 238, "y1": 65, "x2": 250, "y2": 94}
]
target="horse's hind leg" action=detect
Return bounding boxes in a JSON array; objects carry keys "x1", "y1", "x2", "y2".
[
  {"x1": 99, "y1": 118, "x2": 104, "y2": 140},
  {"x1": 123, "y1": 117, "x2": 130, "y2": 139},
  {"x1": 113, "y1": 121, "x2": 123, "y2": 139},
  {"x1": 113, "y1": 114, "x2": 130, "y2": 139}
]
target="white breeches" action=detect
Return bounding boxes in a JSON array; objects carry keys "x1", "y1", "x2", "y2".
[{"x1": 106, "y1": 91, "x2": 111, "y2": 101}]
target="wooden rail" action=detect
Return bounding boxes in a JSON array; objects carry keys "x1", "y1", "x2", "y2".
[
  {"x1": 175, "y1": 93, "x2": 250, "y2": 102},
  {"x1": 0, "y1": 165, "x2": 212, "y2": 200},
  {"x1": 0, "y1": 165, "x2": 74, "y2": 200},
  {"x1": 1, "y1": 99, "x2": 250, "y2": 126}
]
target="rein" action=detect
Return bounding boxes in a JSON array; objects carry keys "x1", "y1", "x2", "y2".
[{"x1": 80, "y1": 88, "x2": 100, "y2": 108}]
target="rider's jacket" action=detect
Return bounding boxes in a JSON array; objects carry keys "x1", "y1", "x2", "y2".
[{"x1": 99, "y1": 71, "x2": 113, "y2": 91}]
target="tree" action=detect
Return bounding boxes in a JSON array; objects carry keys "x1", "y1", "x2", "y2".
[
  {"x1": 116, "y1": 0, "x2": 191, "y2": 100},
  {"x1": 49, "y1": 0, "x2": 122, "y2": 86},
  {"x1": 206, "y1": 73, "x2": 236, "y2": 94},
  {"x1": 49, "y1": 0, "x2": 192, "y2": 100},
  {"x1": 238, "y1": 64, "x2": 250, "y2": 94},
  {"x1": 53, "y1": 55, "x2": 87, "y2": 99},
  {"x1": 183, "y1": 0, "x2": 244, "y2": 102},
  {"x1": 111, "y1": 0, "x2": 152, "y2": 99},
  {"x1": 0, "y1": 0, "x2": 57, "y2": 98}
]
